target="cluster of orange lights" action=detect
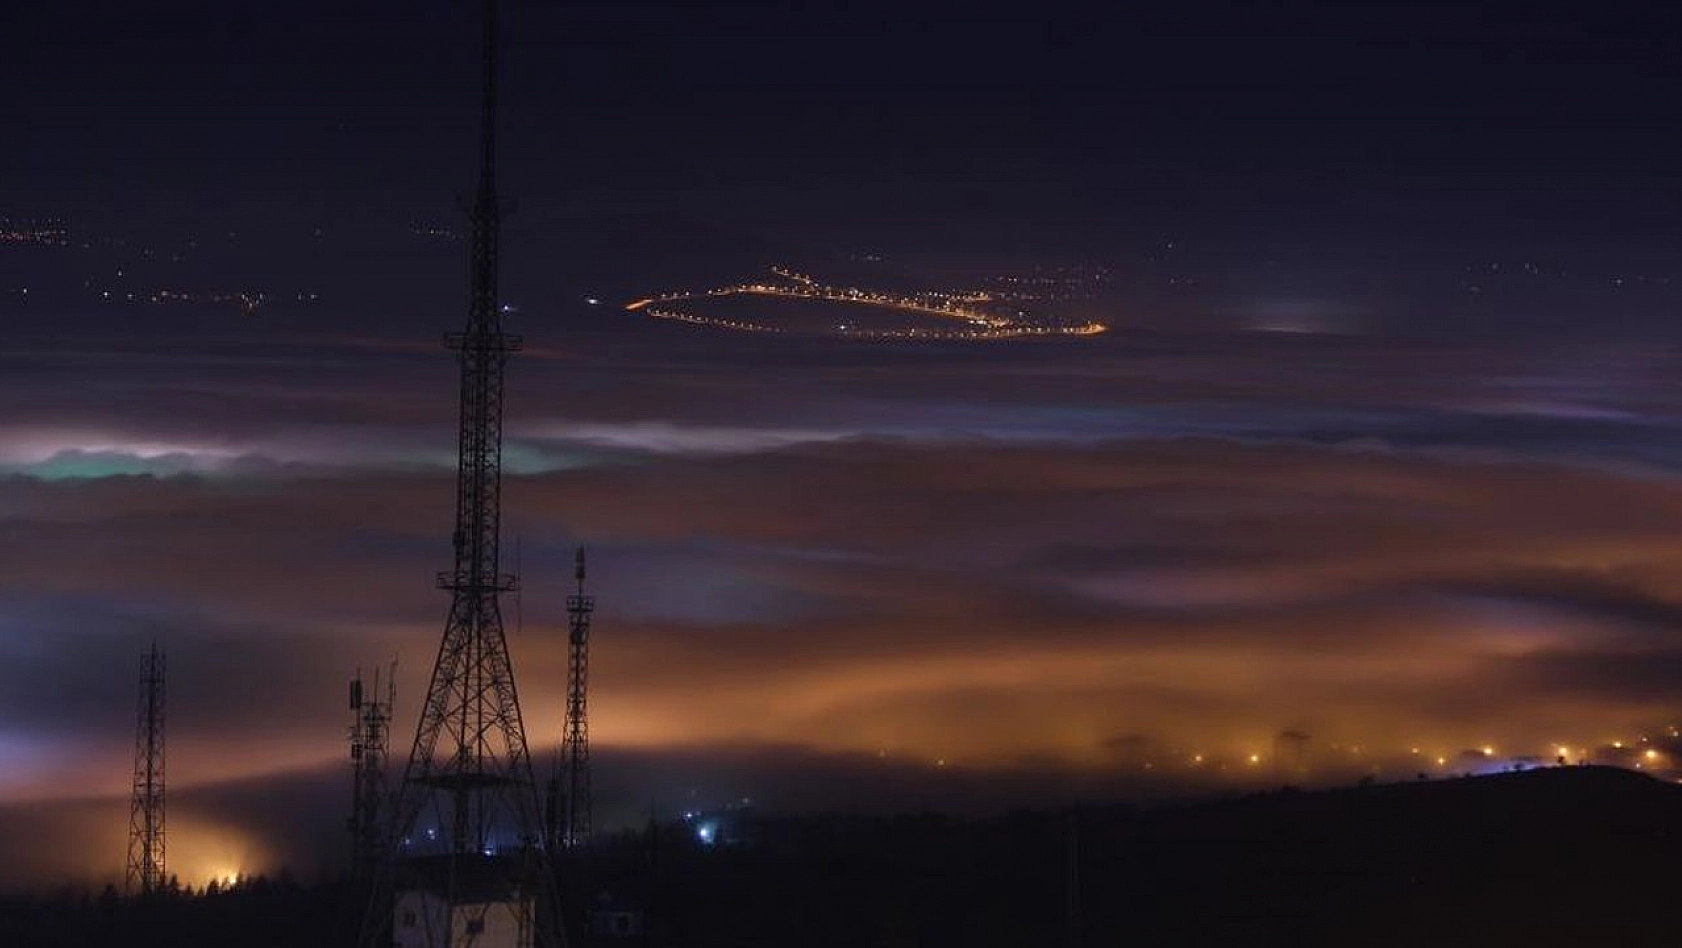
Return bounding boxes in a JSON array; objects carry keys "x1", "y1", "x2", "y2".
[
  {"x1": 626, "y1": 267, "x2": 1108, "y2": 340},
  {"x1": 897, "y1": 731, "x2": 1680, "y2": 781}
]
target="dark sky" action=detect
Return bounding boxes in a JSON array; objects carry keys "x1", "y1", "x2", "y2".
[
  {"x1": 5, "y1": 0, "x2": 1682, "y2": 889},
  {"x1": 7, "y1": 0, "x2": 1681, "y2": 245}
]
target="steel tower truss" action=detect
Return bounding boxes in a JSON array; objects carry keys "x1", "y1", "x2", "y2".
[
  {"x1": 364, "y1": 0, "x2": 562, "y2": 945},
  {"x1": 349, "y1": 665, "x2": 396, "y2": 876},
  {"x1": 127, "y1": 642, "x2": 166, "y2": 895},
  {"x1": 560, "y1": 548, "x2": 594, "y2": 849}
]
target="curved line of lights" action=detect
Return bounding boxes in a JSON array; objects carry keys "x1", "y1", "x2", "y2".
[{"x1": 626, "y1": 267, "x2": 1107, "y2": 340}]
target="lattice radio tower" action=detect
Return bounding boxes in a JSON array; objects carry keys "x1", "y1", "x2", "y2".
[
  {"x1": 349, "y1": 664, "x2": 396, "y2": 876},
  {"x1": 558, "y1": 548, "x2": 594, "y2": 849},
  {"x1": 126, "y1": 641, "x2": 166, "y2": 895},
  {"x1": 361, "y1": 0, "x2": 563, "y2": 944}
]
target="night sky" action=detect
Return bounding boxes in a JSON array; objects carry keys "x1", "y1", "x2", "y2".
[{"x1": 5, "y1": 0, "x2": 1682, "y2": 887}]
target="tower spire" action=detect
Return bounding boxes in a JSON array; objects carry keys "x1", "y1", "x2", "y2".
[
  {"x1": 467, "y1": 0, "x2": 502, "y2": 345},
  {"x1": 362, "y1": 0, "x2": 562, "y2": 944},
  {"x1": 477, "y1": 0, "x2": 498, "y2": 208}
]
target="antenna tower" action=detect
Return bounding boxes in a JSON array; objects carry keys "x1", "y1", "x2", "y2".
[
  {"x1": 559, "y1": 548, "x2": 594, "y2": 849},
  {"x1": 362, "y1": 0, "x2": 562, "y2": 944},
  {"x1": 349, "y1": 664, "x2": 396, "y2": 876},
  {"x1": 1274, "y1": 729, "x2": 1311, "y2": 782},
  {"x1": 126, "y1": 641, "x2": 166, "y2": 895}
]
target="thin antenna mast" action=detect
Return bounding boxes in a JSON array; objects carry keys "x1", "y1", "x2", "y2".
[
  {"x1": 126, "y1": 642, "x2": 166, "y2": 895},
  {"x1": 561, "y1": 548, "x2": 595, "y2": 849},
  {"x1": 349, "y1": 663, "x2": 396, "y2": 877}
]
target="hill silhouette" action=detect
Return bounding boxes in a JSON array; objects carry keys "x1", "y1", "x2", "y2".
[
  {"x1": 3, "y1": 766, "x2": 1678, "y2": 946},
  {"x1": 1084, "y1": 765, "x2": 1682, "y2": 945},
  {"x1": 600, "y1": 766, "x2": 1682, "y2": 947}
]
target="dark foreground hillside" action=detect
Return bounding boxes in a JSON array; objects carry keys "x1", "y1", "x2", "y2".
[
  {"x1": 3, "y1": 766, "x2": 1678, "y2": 947},
  {"x1": 1091, "y1": 765, "x2": 1682, "y2": 945},
  {"x1": 600, "y1": 766, "x2": 1682, "y2": 947}
]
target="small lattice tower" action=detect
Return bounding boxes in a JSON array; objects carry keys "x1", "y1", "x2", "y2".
[
  {"x1": 560, "y1": 548, "x2": 594, "y2": 848},
  {"x1": 349, "y1": 664, "x2": 396, "y2": 876},
  {"x1": 126, "y1": 641, "x2": 166, "y2": 895},
  {"x1": 1274, "y1": 729, "x2": 1311, "y2": 781}
]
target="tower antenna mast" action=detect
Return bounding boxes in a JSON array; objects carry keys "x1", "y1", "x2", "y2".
[
  {"x1": 560, "y1": 548, "x2": 594, "y2": 849},
  {"x1": 348, "y1": 663, "x2": 396, "y2": 878},
  {"x1": 126, "y1": 641, "x2": 166, "y2": 895},
  {"x1": 363, "y1": 0, "x2": 563, "y2": 943}
]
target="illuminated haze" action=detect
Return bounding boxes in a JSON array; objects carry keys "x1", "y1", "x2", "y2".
[
  {"x1": 8, "y1": 325, "x2": 1682, "y2": 885},
  {"x1": 5, "y1": 0, "x2": 1682, "y2": 889}
]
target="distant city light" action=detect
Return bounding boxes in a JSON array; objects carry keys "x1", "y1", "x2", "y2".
[{"x1": 630, "y1": 266, "x2": 1107, "y2": 340}]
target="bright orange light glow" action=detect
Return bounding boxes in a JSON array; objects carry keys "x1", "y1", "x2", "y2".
[{"x1": 168, "y1": 819, "x2": 269, "y2": 890}]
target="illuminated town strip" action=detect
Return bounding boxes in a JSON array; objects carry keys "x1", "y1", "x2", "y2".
[
  {"x1": 1104, "y1": 732, "x2": 1682, "y2": 784},
  {"x1": 893, "y1": 730, "x2": 1682, "y2": 783},
  {"x1": 627, "y1": 267, "x2": 1107, "y2": 340}
]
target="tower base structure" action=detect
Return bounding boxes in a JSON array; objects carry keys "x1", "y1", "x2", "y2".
[{"x1": 393, "y1": 854, "x2": 538, "y2": 948}]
